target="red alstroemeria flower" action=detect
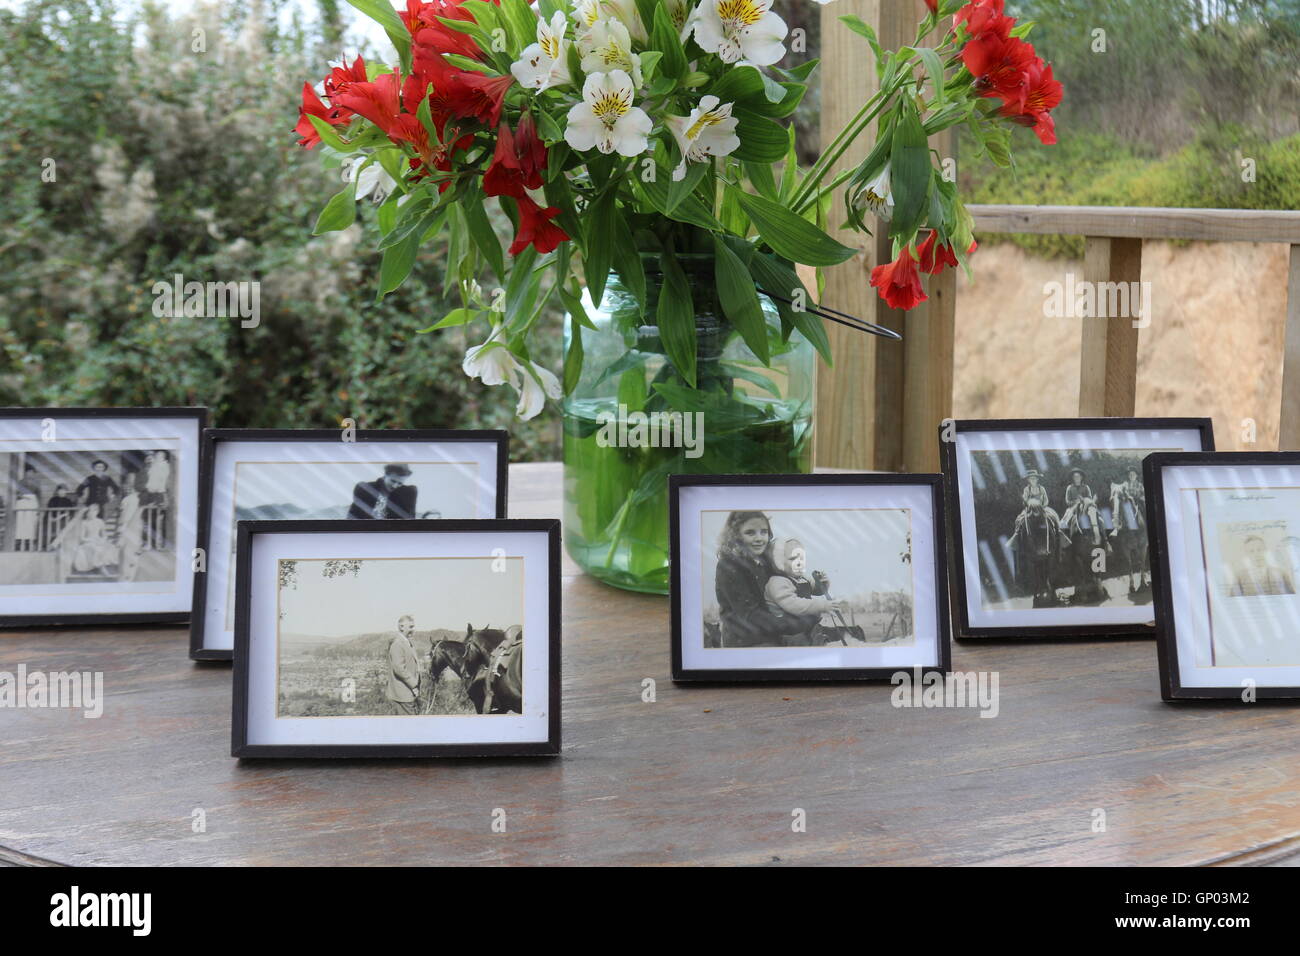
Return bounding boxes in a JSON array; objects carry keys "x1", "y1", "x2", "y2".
[
  {"x1": 324, "y1": 55, "x2": 369, "y2": 101},
  {"x1": 411, "y1": 56, "x2": 515, "y2": 128},
  {"x1": 925, "y1": 0, "x2": 938, "y2": 13},
  {"x1": 961, "y1": 31, "x2": 1036, "y2": 112},
  {"x1": 483, "y1": 114, "x2": 548, "y2": 198},
  {"x1": 870, "y1": 247, "x2": 928, "y2": 311},
  {"x1": 1000, "y1": 60, "x2": 1064, "y2": 145},
  {"x1": 916, "y1": 230, "x2": 979, "y2": 275},
  {"x1": 955, "y1": 0, "x2": 1012, "y2": 40},
  {"x1": 332, "y1": 70, "x2": 403, "y2": 136},
  {"x1": 294, "y1": 83, "x2": 350, "y2": 148},
  {"x1": 402, "y1": 0, "x2": 489, "y2": 62},
  {"x1": 509, "y1": 195, "x2": 569, "y2": 256}
]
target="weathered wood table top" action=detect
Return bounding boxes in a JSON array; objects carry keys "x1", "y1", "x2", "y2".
[{"x1": 2, "y1": 462, "x2": 1298, "y2": 866}]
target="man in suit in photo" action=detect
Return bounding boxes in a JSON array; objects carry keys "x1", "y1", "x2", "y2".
[
  {"x1": 347, "y1": 464, "x2": 418, "y2": 520},
  {"x1": 385, "y1": 614, "x2": 421, "y2": 715}
]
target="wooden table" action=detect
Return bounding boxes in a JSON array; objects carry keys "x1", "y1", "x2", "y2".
[{"x1": 2, "y1": 462, "x2": 1298, "y2": 866}]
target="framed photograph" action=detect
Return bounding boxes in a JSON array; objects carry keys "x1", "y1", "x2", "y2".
[
  {"x1": 941, "y1": 418, "x2": 1215, "y2": 640},
  {"x1": 669, "y1": 474, "x2": 950, "y2": 682},
  {"x1": 191, "y1": 429, "x2": 507, "y2": 661},
  {"x1": 0, "y1": 407, "x2": 207, "y2": 627},
  {"x1": 1146, "y1": 451, "x2": 1300, "y2": 700},
  {"x1": 231, "y1": 519, "x2": 561, "y2": 757}
]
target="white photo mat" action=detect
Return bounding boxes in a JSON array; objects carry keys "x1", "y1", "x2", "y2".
[
  {"x1": 676, "y1": 481, "x2": 943, "y2": 671},
  {"x1": 243, "y1": 528, "x2": 553, "y2": 747}
]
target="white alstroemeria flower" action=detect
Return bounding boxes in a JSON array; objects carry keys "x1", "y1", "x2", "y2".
[
  {"x1": 342, "y1": 157, "x2": 396, "y2": 202},
  {"x1": 857, "y1": 162, "x2": 893, "y2": 220},
  {"x1": 462, "y1": 327, "x2": 520, "y2": 388},
  {"x1": 692, "y1": 0, "x2": 787, "y2": 66},
  {"x1": 515, "y1": 362, "x2": 563, "y2": 420},
  {"x1": 665, "y1": 96, "x2": 741, "y2": 180},
  {"x1": 564, "y1": 69, "x2": 652, "y2": 157},
  {"x1": 573, "y1": 0, "x2": 647, "y2": 42},
  {"x1": 578, "y1": 18, "x2": 643, "y2": 87},
  {"x1": 666, "y1": 0, "x2": 698, "y2": 37},
  {"x1": 511, "y1": 11, "x2": 572, "y2": 91}
]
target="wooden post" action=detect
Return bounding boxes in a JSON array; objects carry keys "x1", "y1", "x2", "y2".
[
  {"x1": 1280, "y1": 244, "x2": 1300, "y2": 449},
  {"x1": 817, "y1": 0, "x2": 944, "y2": 472},
  {"x1": 1078, "y1": 236, "x2": 1143, "y2": 417}
]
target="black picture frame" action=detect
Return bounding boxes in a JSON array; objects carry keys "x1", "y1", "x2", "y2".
[
  {"x1": 190, "y1": 428, "x2": 509, "y2": 661},
  {"x1": 940, "y1": 417, "x2": 1215, "y2": 640},
  {"x1": 0, "y1": 406, "x2": 208, "y2": 628},
  {"x1": 1145, "y1": 450, "x2": 1300, "y2": 701},
  {"x1": 231, "y1": 518, "x2": 561, "y2": 757},
  {"x1": 669, "y1": 473, "x2": 952, "y2": 682}
]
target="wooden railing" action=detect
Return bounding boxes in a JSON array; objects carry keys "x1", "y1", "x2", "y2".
[{"x1": 815, "y1": 2, "x2": 1300, "y2": 472}]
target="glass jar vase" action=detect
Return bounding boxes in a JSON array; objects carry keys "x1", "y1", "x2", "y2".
[{"x1": 562, "y1": 254, "x2": 816, "y2": 594}]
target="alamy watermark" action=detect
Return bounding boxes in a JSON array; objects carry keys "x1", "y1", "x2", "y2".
[
  {"x1": 152, "y1": 273, "x2": 260, "y2": 328},
  {"x1": 891, "y1": 667, "x2": 1000, "y2": 718},
  {"x1": 595, "y1": 404, "x2": 705, "y2": 459},
  {"x1": 0, "y1": 665, "x2": 103, "y2": 718},
  {"x1": 1043, "y1": 273, "x2": 1152, "y2": 328}
]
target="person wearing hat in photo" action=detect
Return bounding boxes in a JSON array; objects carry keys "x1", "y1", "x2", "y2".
[
  {"x1": 1016, "y1": 470, "x2": 1058, "y2": 525},
  {"x1": 347, "y1": 463, "x2": 418, "y2": 520},
  {"x1": 1061, "y1": 467, "x2": 1102, "y2": 545}
]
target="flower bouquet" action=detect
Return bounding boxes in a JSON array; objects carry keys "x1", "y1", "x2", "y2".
[{"x1": 296, "y1": 0, "x2": 1061, "y2": 591}]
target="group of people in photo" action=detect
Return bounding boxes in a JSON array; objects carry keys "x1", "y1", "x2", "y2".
[{"x1": 5, "y1": 452, "x2": 173, "y2": 581}]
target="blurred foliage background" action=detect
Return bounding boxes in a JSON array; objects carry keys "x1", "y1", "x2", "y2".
[
  {"x1": 965, "y1": 0, "x2": 1300, "y2": 255},
  {"x1": 0, "y1": 0, "x2": 1296, "y2": 454}
]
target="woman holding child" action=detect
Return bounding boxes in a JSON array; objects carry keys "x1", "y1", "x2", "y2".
[{"x1": 714, "y1": 512, "x2": 848, "y2": 647}]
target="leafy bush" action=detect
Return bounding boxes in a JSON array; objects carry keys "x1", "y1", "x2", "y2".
[{"x1": 0, "y1": 0, "x2": 559, "y2": 458}]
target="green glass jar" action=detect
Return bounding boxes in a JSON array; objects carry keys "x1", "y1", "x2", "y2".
[{"x1": 562, "y1": 254, "x2": 816, "y2": 594}]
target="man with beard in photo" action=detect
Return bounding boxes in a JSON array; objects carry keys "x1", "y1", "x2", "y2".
[{"x1": 347, "y1": 463, "x2": 418, "y2": 520}]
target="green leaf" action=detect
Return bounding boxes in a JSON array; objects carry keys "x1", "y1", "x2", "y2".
[
  {"x1": 346, "y1": 0, "x2": 411, "y2": 72},
  {"x1": 839, "y1": 14, "x2": 882, "y2": 61},
  {"x1": 889, "y1": 98, "x2": 932, "y2": 244},
  {"x1": 713, "y1": 235, "x2": 769, "y2": 365},
  {"x1": 732, "y1": 108, "x2": 788, "y2": 163},
  {"x1": 746, "y1": 160, "x2": 778, "y2": 201},
  {"x1": 733, "y1": 188, "x2": 857, "y2": 267},
  {"x1": 307, "y1": 114, "x2": 354, "y2": 154},
  {"x1": 666, "y1": 157, "x2": 709, "y2": 213},
  {"x1": 377, "y1": 194, "x2": 434, "y2": 248},
  {"x1": 657, "y1": 252, "x2": 697, "y2": 388},
  {"x1": 462, "y1": 195, "x2": 505, "y2": 281},
  {"x1": 609, "y1": 214, "x2": 646, "y2": 311},
  {"x1": 747, "y1": 252, "x2": 832, "y2": 364},
  {"x1": 558, "y1": 283, "x2": 598, "y2": 330},
  {"x1": 379, "y1": 234, "x2": 420, "y2": 296},
  {"x1": 417, "y1": 307, "x2": 479, "y2": 333},
  {"x1": 651, "y1": 3, "x2": 687, "y2": 78},
  {"x1": 914, "y1": 46, "x2": 947, "y2": 106},
  {"x1": 313, "y1": 182, "x2": 357, "y2": 234},
  {"x1": 583, "y1": 189, "x2": 616, "y2": 306},
  {"x1": 563, "y1": 321, "x2": 585, "y2": 395}
]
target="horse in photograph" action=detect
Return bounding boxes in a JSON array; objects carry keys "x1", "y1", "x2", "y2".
[
  {"x1": 1061, "y1": 502, "x2": 1108, "y2": 605},
  {"x1": 1009, "y1": 502, "x2": 1069, "y2": 607},
  {"x1": 1109, "y1": 483, "x2": 1150, "y2": 595},
  {"x1": 460, "y1": 623, "x2": 523, "y2": 714}
]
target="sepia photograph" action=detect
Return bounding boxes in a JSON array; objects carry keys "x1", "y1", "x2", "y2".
[
  {"x1": 944, "y1": 419, "x2": 1214, "y2": 638},
  {"x1": 191, "y1": 430, "x2": 507, "y2": 660},
  {"x1": 671, "y1": 474, "x2": 949, "y2": 682},
  {"x1": 1, "y1": 447, "x2": 177, "y2": 586},
  {"x1": 1147, "y1": 453, "x2": 1300, "y2": 700},
  {"x1": 968, "y1": 449, "x2": 1159, "y2": 611},
  {"x1": 699, "y1": 507, "x2": 914, "y2": 650},
  {"x1": 276, "y1": 555, "x2": 524, "y2": 717},
  {"x1": 232, "y1": 519, "x2": 561, "y2": 758}
]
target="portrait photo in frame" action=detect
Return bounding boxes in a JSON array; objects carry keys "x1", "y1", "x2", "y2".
[
  {"x1": 669, "y1": 474, "x2": 950, "y2": 682},
  {"x1": 1146, "y1": 451, "x2": 1300, "y2": 701},
  {"x1": 191, "y1": 429, "x2": 508, "y2": 661},
  {"x1": 231, "y1": 519, "x2": 561, "y2": 757},
  {"x1": 0, "y1": 406, "x2": 207, "y2": 627},
  {"x1": 941, "y1": 418, "x2": 1215, "y2": 640}
]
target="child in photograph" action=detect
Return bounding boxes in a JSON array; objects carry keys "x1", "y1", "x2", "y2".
[
  {"x1": 117, "y1": 473, "x2": 143, "y2": 581},
  {"x1": 1015, "y1": 470, "x2": 1059, "y2": 524},
  {"x1": 44, "y1": 483, "x2": 76, "y2": 549},
  {"x1": 76, "y1": 459, "x2": 120, "y2": 511},
  {"x1": 764, "y1": 536, "x2": 840, "y2": 646},
  {"x1": 1061, "y1": 468, "x2": 1103, "y2": 545},
  {"x1": 70, "y1": 504, "x2": 116, "y2": 576}
]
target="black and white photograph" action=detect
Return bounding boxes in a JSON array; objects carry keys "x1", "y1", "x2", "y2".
[
  {"x1": 670, "y1": 475, "x2": 949, "y2": 682},
  {"x1": 232, "y1": 519, "x2": 560, "y2": 757},
  {"x1": 1146, "y1": 452, "x2": 1300, "y2": 700},
  {"x1": 191, "y1": 429, "x2": 508, "y2": 660},
  {"x1": 0, "y1": 408, "x2": 205, "y2": 626},
  {"x1": 942, "y1": 419, "x2": 1214, "y2": 639}
]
